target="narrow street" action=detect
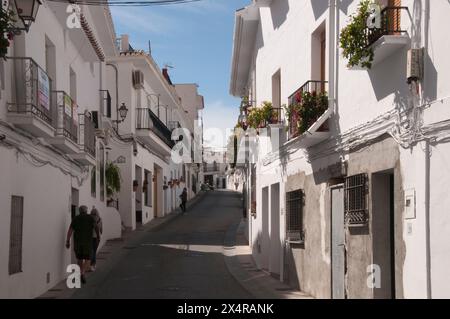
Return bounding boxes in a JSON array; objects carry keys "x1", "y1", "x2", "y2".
[{"x1": 71, "y1": 190, "x2": 251, "y2": 299}]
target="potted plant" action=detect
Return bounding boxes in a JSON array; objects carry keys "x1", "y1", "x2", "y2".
[
  {"x1": 286, "y1": 91, "x2": 328, "y2": 137},
  {"x1": 340, "y1": 0, "x2": 374, "y2": 69}
]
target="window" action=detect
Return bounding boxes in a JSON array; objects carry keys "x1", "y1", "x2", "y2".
[
  {"x1": 9, "y1": 196, "x2": 24, "y2": 275},
  {"x1": 286, "y1": 190, "x2": 304, "y2": 243},
  {"x1": 344, "y1": 174, "x2": 369, "y2": 227}
]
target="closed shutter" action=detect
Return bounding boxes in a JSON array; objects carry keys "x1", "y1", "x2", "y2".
[{"x1": 388, "y1": 0, "x2": 401, "y2": 34}]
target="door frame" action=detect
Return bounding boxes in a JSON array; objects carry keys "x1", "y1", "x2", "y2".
[{"x1": 330, "y1": 184, "x2": 346, "y2": 299}]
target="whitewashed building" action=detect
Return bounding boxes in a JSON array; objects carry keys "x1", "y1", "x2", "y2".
[
  {"x1": 105, "y1": 35, "x2": 204, "y2": 230},
  {"x1": 0, "y1": 1, "x2": 121, "y2": 298},
  {"x1": 230, "y1": 0, "x2": 450, "y2": 298}
]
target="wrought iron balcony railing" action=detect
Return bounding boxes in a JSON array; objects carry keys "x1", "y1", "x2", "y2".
[
  {"x1": 136, "y1": 108, "x2": 174, "y2": 148},
  {"x1": 78, "y1": 112, "x2": 96, "y2": 157},
  {"x1": 7, "y1": 57, "x2": 54, "y2": 127},
  {"x1": 365, "y1": 6, "x2": 409, "y2": 47},
  {"x1": 287, "y1": 80, "x2": 329, "y2": 140},
  {"x1": 53, "y1": 91, "x2": 79, "y2": 144}
]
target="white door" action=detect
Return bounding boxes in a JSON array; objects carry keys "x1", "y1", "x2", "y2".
[{"x1": 331, "y1": 185, "x2": 345, "y2": 299}]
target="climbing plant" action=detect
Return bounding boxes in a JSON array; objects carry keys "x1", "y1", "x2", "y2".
[
  {"x1": 0, "y1": 7, "x2": 16, "y2": 60},
  {"x1": 105, "y1": 162, "x2": 122, "y2": 198}
]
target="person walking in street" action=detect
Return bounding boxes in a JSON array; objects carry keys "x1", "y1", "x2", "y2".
[
  {"x1": 65, "y1": 205, "x2": 100, "y2": 284},
  {"x1": 90, "y1": 207, "x2": 103, "y2": 272},
  {"x1": 180, "y1": 187, "x2": 188, "y2": 213}
]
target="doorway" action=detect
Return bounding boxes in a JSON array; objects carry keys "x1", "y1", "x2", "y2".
[
  {"x1": 70, "y1": 188, "x2": 79, "y2": 264},
  {"x1": 135, "y1": 166, "x2": 142, "y2": 226},
  {"x1": 270, "y1": 183, "x2": 281, "y2": 278},
  {"x1": 261, "y1": 187, "x2": 270, "y2": 270},
  {"x1": 331, "y1": 185, "x2": 345, "y2": 299},
  {"x1": 372, "y1": 172, "x2": 396, "y2": 299}
]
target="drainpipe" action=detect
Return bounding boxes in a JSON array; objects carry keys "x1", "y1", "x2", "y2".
[
  {"x1": 328, "y1": 0, "x2": 336, "y2": 113},
  {"x1": 106, "y1": 63, "x2": 119, "y2": 133},
  {"x1": 425, "y1": 139, "x2": 432, "y2": 299}
]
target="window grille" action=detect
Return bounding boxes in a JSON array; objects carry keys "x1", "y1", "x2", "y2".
[
  {"x1": 286, "y1": 190, "x2": 304, "y2": 242},
  {"x1": 9, "y1": 196, "x2": 24, "y2": 275},
  {"x1": 344, "y1": 174, "x2": 369, "y2": 227}
]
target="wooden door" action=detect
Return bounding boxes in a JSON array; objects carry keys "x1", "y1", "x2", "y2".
[{"x1": 388, "y1": 0, "x2": 401, "y2": 34}]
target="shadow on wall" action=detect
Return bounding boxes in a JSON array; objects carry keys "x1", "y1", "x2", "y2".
[
  {"x1": 271, "y1": 0, "x2": 289, "y2": 29},
  {"x1": 368, "y1": 49, "x2": 409, "y2": 101},
  {"x1": 284, "y1": 243, "x2": 302, "y2": 291},
  {"x1": 310, "y1": 0, "x2": 353, "y2": 20}
]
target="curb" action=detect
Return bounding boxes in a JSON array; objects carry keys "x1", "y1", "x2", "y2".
[{"x1": 223, "y1": 219, "x2": 312, "y2": 299}]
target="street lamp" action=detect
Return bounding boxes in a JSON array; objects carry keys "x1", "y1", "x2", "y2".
[
  {"x1": 12, "y1": 0, "x2": 42, "y2": 32},
  {"x1": 238, "y1": 109, "x2": 248, "y2": 131},
  {"x1": 114, "y1": 102, "x2": 128, "y2": 132}
]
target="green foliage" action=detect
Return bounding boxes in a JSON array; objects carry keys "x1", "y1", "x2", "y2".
[
  {"x1": 247, "y1": 101, "x2": 275, "y2": 129},
  {"x1": 105, "y1": 162, "x2": 121, "y2": 198},
  {"x1": 0, "y1": 8, "x2": 16, "y2": 60},
  {"x1": 340, "y1": 0, "x2": 374, "y2": 69},
  {"x1": 286, "y1": 91, "x2": 328, "y2": 137}
]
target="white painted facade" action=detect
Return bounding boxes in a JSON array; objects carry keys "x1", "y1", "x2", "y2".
[
  {"x1": 230, "y1": 0, "x2": 450, "y2": 298},
  {"x1": 0, "y1": 2, "x2": 121, "y2": 298},
  {"x1": 105, "y1": 35, "x2": 204, "y2": 230}
]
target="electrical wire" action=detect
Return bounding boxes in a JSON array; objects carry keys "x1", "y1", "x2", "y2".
[{"x1": 46, "y1": 0, "x2": 205, "y2": 7}]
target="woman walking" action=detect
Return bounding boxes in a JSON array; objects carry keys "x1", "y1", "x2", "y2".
[{"x1": 90, "y1": 207, "x2": 103, "y2": 272}]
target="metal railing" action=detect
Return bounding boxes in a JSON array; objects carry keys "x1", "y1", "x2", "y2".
[
  {"x1": 53, "y1": 91, "x2": 78, "y2": 143},
  {"x1": 287, "y1": 80, "x2": 329, "y2": 139},
  {"x1": 366, "y1": 6, "x2": 409, "y2": 47},
  {"x1": 78, "y1": 112, "x2": 96, "y2": 157},
  {"x1": 136, "y1": 108, "x2": 174, "y2": 147},
  {"x1": 267, "y1": 107, "x2": 284, "y2": 126},
  {"x1": 7, "y1": 57, "x2": 54, "y2": 127},
  {"x1": 100, "y1": 90, "x2": 112, "y2": 118}
]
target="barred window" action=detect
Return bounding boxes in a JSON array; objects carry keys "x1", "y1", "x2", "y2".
[
  {"x1": 286, "y1": 190, "x2": 304, "y2": 242},
  {"x1": 345, "y1": 174, "x2": 369, "y2": 227},
  {"x1": 9, "y1": 196, "x2": 24, "y2": 275}
]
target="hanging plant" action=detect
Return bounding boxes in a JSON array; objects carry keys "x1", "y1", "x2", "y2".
[
  {"x1": 340, "y1": 0, "x2": 374, "y2": 69},
  {"x1": 0, "y1": 7, "x2": 16, "y2": 60},
  {"x1": 105, "y1": 162, "x2": 122, "y2": 198}
]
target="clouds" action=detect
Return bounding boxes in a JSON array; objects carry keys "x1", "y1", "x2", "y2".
[{"x1": 202, "y1": 100, "x2": 239, "y2": 148}]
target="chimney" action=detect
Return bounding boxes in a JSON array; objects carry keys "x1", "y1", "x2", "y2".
[
  {"x1": 162, "y1": 68, "x2": 173, "y2": 85},
  {"x1": 120, "y1": 34, "x2": 129, "y2": 52}
]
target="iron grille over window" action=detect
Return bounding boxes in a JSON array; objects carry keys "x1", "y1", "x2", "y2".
[
  {"x1": 286, "y1": 190, "x2": 304, "y2": 242},
  {"x1": 344, "y1": 174, "x2": 369, "y2": 227},
  {"x1": 9, "y1": 196, "x2": 24, "y2": 275}
]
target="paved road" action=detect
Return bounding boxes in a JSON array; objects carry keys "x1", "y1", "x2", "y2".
[{"x1": 72, "y1": 190, "x2": 251, "y2": 299}]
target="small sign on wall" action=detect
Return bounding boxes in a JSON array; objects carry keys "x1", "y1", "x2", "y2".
[{"x1": 404, "y1": 189, "x2": 416, "y2": 220}]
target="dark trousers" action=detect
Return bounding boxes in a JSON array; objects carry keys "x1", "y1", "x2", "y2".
[
  {"x1": 180, "y1": 201, "x2": 187, "y2": 212},
  {"x1": 91, "y1": 238, "x2": 99, "y2": 266}
]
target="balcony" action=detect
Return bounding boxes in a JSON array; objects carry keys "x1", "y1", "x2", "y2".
[
  {"x1": 135, "y1": 108, "x2": 174, "y2": 155},
  {"x1": 365, "y1": 6, "x2": 410, "y2": 66},
  {"x1": 71, "y1": 113, "x2": 96, "y2": 166},
  {"x1": 46, "y1": 91, "x2": 79, "y2": 154},
  {"x1": 287, "y1": 80, "x2": 331, "y2": 148},
  {"x1": 7, "y1": 57, "x2": 55, "y2": 138}
]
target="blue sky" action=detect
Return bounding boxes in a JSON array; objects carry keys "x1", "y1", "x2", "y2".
[{"x1": 110, "y1": 0, "x2": 250, "y2": 147}]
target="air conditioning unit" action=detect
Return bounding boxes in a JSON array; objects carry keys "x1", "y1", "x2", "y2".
[
  {"x1": 132, "y1": 70, "x2": 144, "y2": 89},
  {"x1": 407, "y1": 48, "x2": 424, "y2": 84}
]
